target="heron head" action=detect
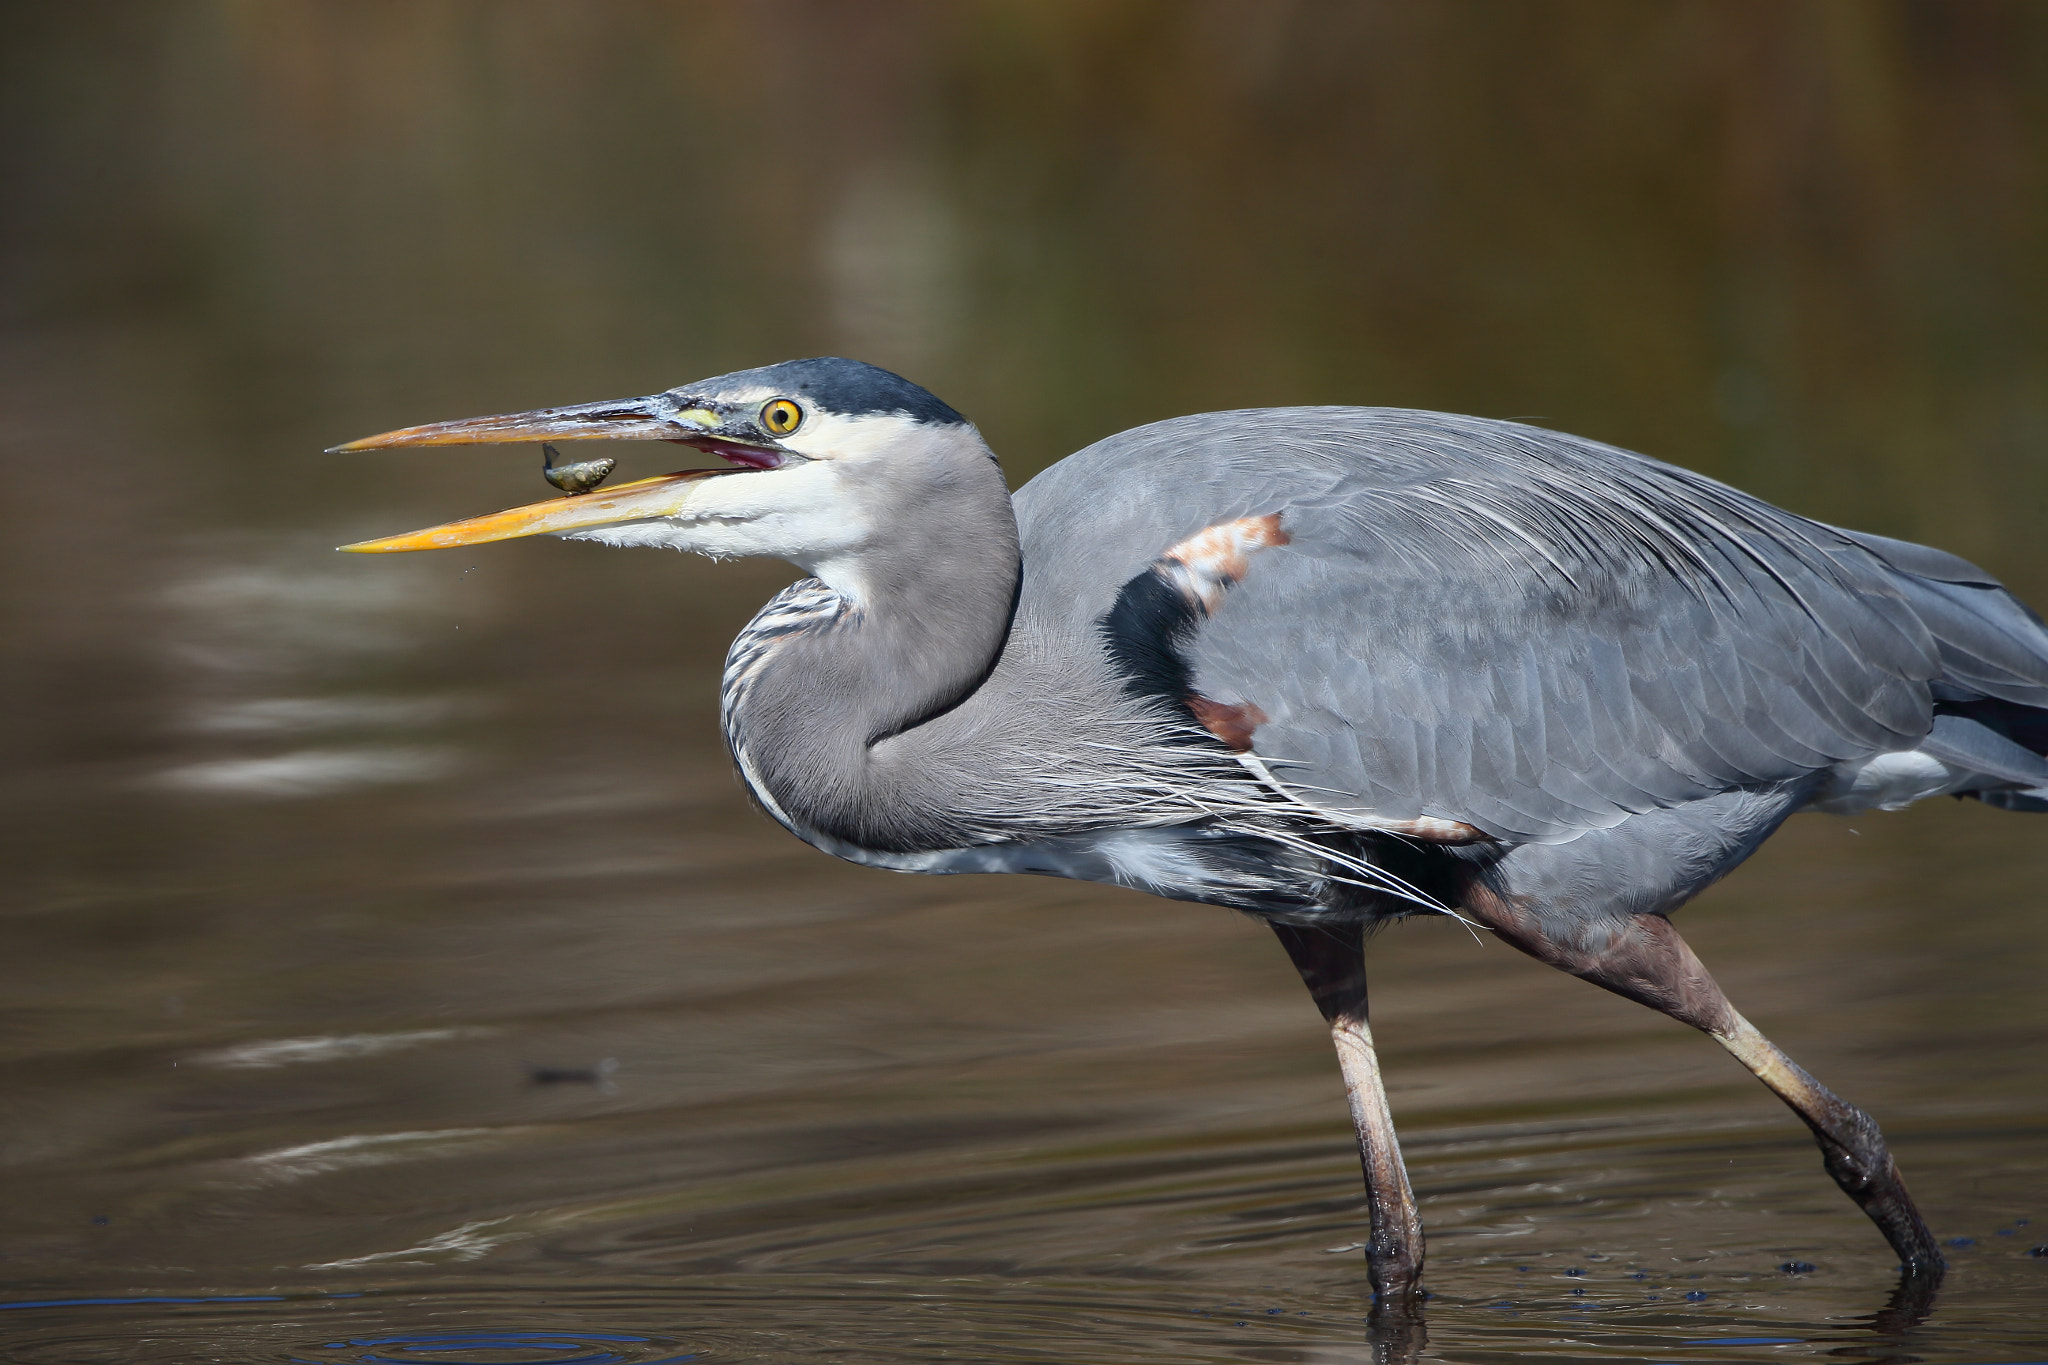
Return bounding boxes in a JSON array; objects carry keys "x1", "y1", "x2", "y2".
[{"x1": 335, "y1": 358, "x2": 1003, "y2": 601}]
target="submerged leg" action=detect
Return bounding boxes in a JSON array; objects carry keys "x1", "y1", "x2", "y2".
[
  {"x1": 1270, "y1": 920, "x2": 1425, "y2": 1300},
  {"x1": 1463, "y1": 893, "x2": 1943, "y2": 1275},
  {"x1": 1712, "y1": 1009, "x2": 1942, "y2": 1273}
]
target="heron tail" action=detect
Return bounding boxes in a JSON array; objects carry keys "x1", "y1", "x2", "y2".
[{"x1": 1835, "y1": 528, "x2": 2048, "y2": 812}]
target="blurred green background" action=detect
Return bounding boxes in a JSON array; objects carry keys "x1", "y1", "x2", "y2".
[{"x1": 6, "y1": 2, "x2": 2046, "y2": 518}]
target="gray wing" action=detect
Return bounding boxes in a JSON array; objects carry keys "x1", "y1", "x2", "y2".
[{"x1": 1015, "y1": 408, "x2": 2048, "y2": 843}]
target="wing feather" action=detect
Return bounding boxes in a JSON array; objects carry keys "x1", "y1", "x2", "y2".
[{"x1": 1013, "y1": 408, "x2": 2036, "y2": 842}]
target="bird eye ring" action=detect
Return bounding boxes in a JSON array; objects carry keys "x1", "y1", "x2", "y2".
[{"x1": 762, "y1": 399, "x2": 803, "y2": 436}]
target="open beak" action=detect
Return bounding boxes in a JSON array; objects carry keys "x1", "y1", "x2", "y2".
[
  {"x1": 331, "y1": 392, "x2": 774, "y2": 553},
  {"x1": 339, "y1": 468, "x2": 734, "y2": 553}
]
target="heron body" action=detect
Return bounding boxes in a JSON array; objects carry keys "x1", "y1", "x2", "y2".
[{"x1": 340, "y1": 357, "x2": 2048, "y2": 1301}]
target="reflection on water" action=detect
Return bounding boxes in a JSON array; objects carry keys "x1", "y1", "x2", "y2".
[
  {"x1": 297, "y1": 1332, "x2": 702, "y2": 1365},
  {"x1": 3, "y1": 4, "x2": 2048, "y2": 1362},
  {"x1": 190, "y1": 1029, "x2": 497, "y2": 1071}
]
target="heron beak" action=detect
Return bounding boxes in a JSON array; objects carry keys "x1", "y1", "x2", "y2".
[
  {"x1": 327, "y1": 394, "x2": 689, "y2": 452},
  {"x1": 338, "y1": 468, "x2": 732, "y2": 553},
  {"x1": 332, "y1": 390, "x2": 792, "y2": 552},
  {"x1": 329, "y1": 392, "x2": 789, "y2": 471}
]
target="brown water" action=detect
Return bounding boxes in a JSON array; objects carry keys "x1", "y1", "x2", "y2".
[{"x1": 4, "y1": 5, "x2": 2047, "y2": 1362}]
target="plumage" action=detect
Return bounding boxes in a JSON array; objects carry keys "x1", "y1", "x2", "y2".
[
  {"x1": 1020, "y1": 407, "x2": 2020, "y2": 853},
  {"x1": 338, "y1": 356, "x2": 2048, "y2": 1304}
]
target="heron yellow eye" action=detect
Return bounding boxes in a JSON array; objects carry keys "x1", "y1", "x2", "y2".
[{"x1": 762, "y1": 399, "x2": 803, "y2": 436}]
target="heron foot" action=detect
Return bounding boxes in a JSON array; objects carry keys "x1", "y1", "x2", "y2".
[
  {"x1": 1875, "y1": 1262, "x2": 1943, "y2": 1334},
  {"x1": 1713, "y1": 1012, "x2": 1945, "y2": 1274},
  {"x1": 1365, "y1": 1290, "x2": 1429, "y2": 1364}
]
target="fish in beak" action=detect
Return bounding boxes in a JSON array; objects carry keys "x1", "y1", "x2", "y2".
[{"x1": 331, "y1": 391, "x2": 790, "y2": 553}]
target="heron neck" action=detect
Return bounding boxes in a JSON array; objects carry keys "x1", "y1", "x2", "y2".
[{"x1": 722, "y1": 449, "x2": 1024, "y2": 852}]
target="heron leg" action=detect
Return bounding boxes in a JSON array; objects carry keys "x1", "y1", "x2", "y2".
[
  {"x1": 1270, "y1": 921, "x2": 1425, "y2": 1301},
  {"x1": 1461, "y1": 893, "x2": 1943, "y2": 1275}
]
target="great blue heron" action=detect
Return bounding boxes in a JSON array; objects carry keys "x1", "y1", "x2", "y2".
[{"x1": 337, "y1": 357, "x2": 2048, "y2": 1301}]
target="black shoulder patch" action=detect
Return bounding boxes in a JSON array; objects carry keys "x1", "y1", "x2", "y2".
[
  {"x1": 759, "y1": 357, "x2": 967, "y2": 426},
  {"x1": 1101, "y1": 566, "x2": 1201, "y2": 703}
]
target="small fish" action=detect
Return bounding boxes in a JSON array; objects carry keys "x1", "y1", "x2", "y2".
[{"x1": 542, "y1": 442, "x2": 615, "y2": 495}]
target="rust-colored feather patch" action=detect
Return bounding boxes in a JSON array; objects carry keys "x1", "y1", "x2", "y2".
[
  {"x1": 1377, "y1": 816, "x2": 1493, "y2": 845},
  {"x1": 1160, "y1": 513, "x2": 1290, "y2": 616},
  {"x1": 1187, "y1": 696, "x2": 1267, "y2": 751}
]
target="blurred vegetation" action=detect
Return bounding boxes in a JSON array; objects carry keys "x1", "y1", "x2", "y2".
[{"x1": 2, "y1": 1, "x2": 2044, "y2": 557}]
